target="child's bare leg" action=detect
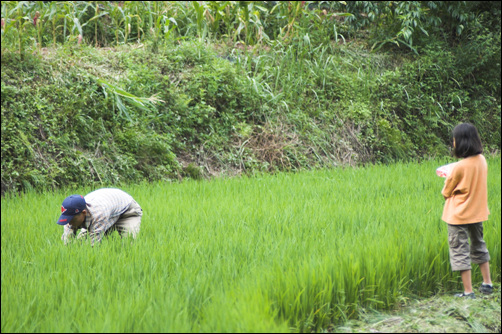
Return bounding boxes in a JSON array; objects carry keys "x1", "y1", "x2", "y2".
[
  {"x1": 460, "y1": 269, "x2": 473, "y2": 293},
  {"x1": 479, "y1": 261, "x2": 492, "y2": 285}
]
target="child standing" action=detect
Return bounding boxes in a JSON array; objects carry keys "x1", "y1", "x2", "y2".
[{"x1": 441, "y1": 123, "x2": 493, "y2": 298}]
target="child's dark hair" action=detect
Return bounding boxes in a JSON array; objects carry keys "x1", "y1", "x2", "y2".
[{"x1": 452, "y1": 123, "x2": 483, "y2": 158}]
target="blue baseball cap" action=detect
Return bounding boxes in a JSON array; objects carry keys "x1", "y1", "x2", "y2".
[{"x1": 57, "y1": 195, "x2": 86, "y2": 225}]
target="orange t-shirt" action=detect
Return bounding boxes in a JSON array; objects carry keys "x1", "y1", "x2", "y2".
[{"x1": 441, "y1": 154, "x2": 490, "y2": 225}]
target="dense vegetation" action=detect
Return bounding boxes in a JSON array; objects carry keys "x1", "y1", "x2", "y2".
[
  {"x1": 2, "y1": 158, "x2": 501, "y2": 332},
  {"x1": 1, "y1": 1, "x2": 501, "y2": 194}
]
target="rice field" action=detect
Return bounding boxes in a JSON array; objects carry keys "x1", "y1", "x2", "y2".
[{"x1": 1, "y1": 157, "x2": 500, "y2": 332}]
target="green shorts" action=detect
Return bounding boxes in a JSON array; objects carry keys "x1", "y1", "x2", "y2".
[{"x1": 447, "y1": 222, "x2": 490, "y2": 271}]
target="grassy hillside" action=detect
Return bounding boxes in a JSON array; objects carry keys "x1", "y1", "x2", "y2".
[
  {"x1": 2, "y1": 37, "x2": 500, "y2": 194},
  {"x1": 1, "y1": 1, "x2": 501, "y2": 194}
]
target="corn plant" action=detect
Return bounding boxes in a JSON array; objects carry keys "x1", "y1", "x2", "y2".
[
  {"x1": 45, "y1": 1, "x2": 64, "y2": 47},
  {"x1": 82, "y1": 1, "x2": 110, "y2": 47},
  {"x1": 2, "y1": 1, "x2": 36, "y2": 60},
  {"x1": 61, "y1": 1, "x2": 89, "y2": 45},
  {"x1": 0, "y1": 1, "x2": 347, "y2": 50},
  {"x1": 191, "y1": 1, "x2": 208, "y2": 41},
  {"x1": 108, "y1": 3, "x2": 126, "y2": 45},
  {"x1": 204, "y1": 1, "x2": 232, "y2": 39}
]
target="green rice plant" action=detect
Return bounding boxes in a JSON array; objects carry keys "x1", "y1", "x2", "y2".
[{"x1": 1, "y1": 157, "x2": 500, "y2": 332}]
